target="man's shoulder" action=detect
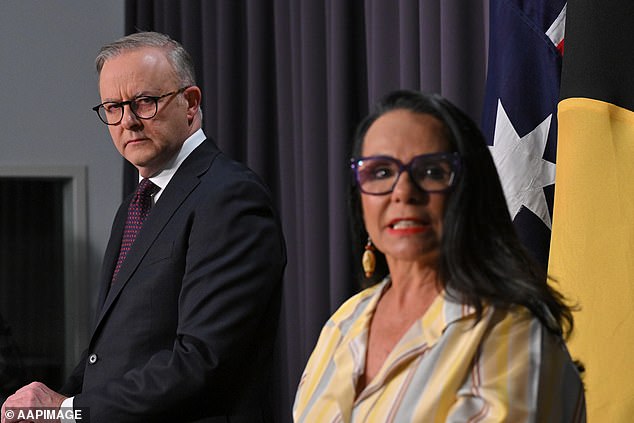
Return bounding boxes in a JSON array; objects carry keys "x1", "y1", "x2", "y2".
[{"x1": 198, "y1": 146, "x2": 270, "y2": 190}]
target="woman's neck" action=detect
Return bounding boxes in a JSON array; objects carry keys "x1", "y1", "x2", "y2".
[{"x1": 386, "y1": 260, "x2": 442, "y2": 306}]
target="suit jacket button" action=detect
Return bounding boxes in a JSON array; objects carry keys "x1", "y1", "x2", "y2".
[{"x1": 88, "y1": 353, "x2": 98, "y2": 364}]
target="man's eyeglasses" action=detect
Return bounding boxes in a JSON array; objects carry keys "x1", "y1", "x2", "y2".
[
  {"x1": 92, "y1": 86, "x2": 190, "y2": 125},
  {"x1": 350, "y1": 152, "x2": 461, "y2": 195}
]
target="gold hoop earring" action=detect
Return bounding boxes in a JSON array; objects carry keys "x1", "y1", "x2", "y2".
[{"x1": 362, "y1": 237, "x2": 376, "y2": 278}]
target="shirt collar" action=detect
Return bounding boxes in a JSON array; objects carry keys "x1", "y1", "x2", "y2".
[
  {"x1": 140, "y1": 128, "x2": 206, "y2": 200},
  {"x1": 363, "y1": 277, "x2": 479, "y2": 345}
]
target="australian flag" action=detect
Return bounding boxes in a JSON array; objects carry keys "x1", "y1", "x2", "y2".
[{"x1": 482, "y1": 0, "x2": 566, "y2": 270}]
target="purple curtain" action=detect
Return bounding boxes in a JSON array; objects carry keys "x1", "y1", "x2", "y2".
[{"x1": 124, "y1": 1, "x2": 488, "y2": 420}]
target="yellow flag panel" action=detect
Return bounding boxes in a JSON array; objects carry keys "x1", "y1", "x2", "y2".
[{"x1": 551, "y1": 97, "x2": 634, "y2": 421}]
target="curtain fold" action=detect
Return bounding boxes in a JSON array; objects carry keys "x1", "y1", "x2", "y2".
[{"x1": 122, "y1": 1, "x2": 488, "y2": 420}]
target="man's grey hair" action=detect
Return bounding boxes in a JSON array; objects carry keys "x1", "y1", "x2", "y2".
[{"x1": 95, "y1": 31, "x2": 196, "y2": 87}]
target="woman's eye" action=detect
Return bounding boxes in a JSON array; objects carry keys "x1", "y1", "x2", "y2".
[
  {"x1": 370, "y1": 166, "x2": 394, "y2": 180},
  {"x1": 425, "y1": 166, "x2": 446, "y2": 180},
  {"x1": 359, "y1": 165, "x2": 393, "y2": 183}
]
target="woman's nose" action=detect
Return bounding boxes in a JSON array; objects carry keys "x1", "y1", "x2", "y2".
[{"x1": 390, "y1": 170, "x2": 425, "y2": 203}]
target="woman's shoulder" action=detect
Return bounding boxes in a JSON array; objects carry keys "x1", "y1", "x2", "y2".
[
  {"x1": 485, "y1": 303, "x2": 571, "y2": 355},
  {"x1": 488, "y1": 302, "x2": 559, "y2": 333},
  {"x1": 326, "y1": 280, "x2": 387, "y2": 329}
]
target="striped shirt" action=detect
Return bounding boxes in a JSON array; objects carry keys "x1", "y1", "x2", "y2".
[{"x1": 293, "y1": 278, "x2": 585, "y2": 422}]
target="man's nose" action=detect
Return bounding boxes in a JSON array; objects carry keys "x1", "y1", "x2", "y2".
[{"x1": 120, "y1": 103, "x2": 141, "y2": 128}]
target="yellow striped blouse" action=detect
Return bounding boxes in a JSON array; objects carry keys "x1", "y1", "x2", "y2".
[{"x1": 293, "y1": 278, "x2": 585, "y2": 422}]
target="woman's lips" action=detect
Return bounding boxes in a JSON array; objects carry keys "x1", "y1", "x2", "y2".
[{"x1": 387, "y1": 218, "x2": 428, "y2": 234}]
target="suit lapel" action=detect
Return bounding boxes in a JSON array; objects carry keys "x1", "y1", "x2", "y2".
[{"x1": 92, "y1": 139, "x2": 219, "y2": 337}]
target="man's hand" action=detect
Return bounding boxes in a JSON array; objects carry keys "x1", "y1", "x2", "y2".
[{"x1": 1, "y1": 382, "x2": 67, "y2": 423}]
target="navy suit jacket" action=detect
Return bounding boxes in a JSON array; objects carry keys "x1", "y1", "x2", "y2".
[{"x1": 61, "y1": 138, "x2": 286, "y2": 422}]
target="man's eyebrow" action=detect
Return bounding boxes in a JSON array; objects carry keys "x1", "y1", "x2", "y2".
[{"x1": 101, "y1": 91, "x2": 154, "y2": 103}]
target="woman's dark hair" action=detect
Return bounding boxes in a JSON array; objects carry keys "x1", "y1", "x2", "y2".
[{"x1": 349, "y1": 90, "x2": 573, "y2": 338}]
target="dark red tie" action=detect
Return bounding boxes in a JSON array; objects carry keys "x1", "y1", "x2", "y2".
[{"x1": 111, "y1": 178, "x2": 159, "y2": 282}]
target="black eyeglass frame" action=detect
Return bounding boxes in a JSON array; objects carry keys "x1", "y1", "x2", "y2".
[
  {"x1": 92, "y1": 86, "x2": 191, "y2": 125},
  {"x1": 350, "y1": 152, "x2": 461, "y2": 195}
]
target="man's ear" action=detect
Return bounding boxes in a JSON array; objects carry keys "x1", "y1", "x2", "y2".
[{"x1": 183, "y1": 86, "x2": 202, "y2": 121}]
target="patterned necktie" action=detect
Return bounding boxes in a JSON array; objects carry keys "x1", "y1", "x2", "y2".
[{"x1": 111, "y1": 178, "x2": 159, "y2": 282}]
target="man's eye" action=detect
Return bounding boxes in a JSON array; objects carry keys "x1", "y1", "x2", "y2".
[
  {"x1": 135, "y1": 97, "x2": 155, "y2": 106},
  {"x1": 102, "y1": 103, "x2": 121, "y2": 113}
]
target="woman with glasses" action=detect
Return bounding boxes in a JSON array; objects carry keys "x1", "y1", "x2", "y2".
[{"x1": 293, "y1": 90, "x2": 585, "y2": 422}]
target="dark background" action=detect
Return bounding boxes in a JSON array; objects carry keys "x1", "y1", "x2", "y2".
[
  {"x1": 124, "y1": 1, "x2": 489, "y2": 421},
  {"x1": 0, "y1": 1, "x2": 489, "y2": 421}
]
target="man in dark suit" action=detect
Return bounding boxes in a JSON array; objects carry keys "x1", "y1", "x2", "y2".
[{"x1": 1, "y1": 32, "x2": 286, "y2": 423}]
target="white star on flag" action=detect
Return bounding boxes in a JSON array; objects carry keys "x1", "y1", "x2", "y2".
[{"x1": 489, "y1": 99, "x2": 556, "y2": 228}]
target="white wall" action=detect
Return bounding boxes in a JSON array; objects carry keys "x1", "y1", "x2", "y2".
[{"x1": 0, "y1": 0, "x2": 125, "y2": 322}]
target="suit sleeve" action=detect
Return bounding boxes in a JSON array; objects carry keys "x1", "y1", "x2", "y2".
[
  {"x1": 72, "y1": 171, "x2": 286, "y2": 422},
  {"x1": 59, "y1": 349, "x2": 87, "y2": 396}
]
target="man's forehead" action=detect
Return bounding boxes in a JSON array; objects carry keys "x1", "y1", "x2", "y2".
[{"x1": 98, "y1": 49, "x2": 177, "y2": 96}]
